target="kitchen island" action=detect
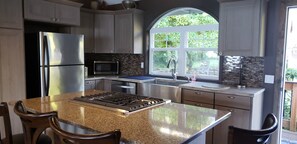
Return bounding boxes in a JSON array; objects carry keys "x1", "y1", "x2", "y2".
[{"x1": 22, "y1": 90, "x2": 231, "y2": 144}]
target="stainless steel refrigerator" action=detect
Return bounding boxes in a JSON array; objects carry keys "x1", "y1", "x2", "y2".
[{"x1": 25, "y1": 32, "x2": 84, "y2": 99}]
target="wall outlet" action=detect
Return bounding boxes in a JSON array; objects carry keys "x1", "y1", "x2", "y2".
[
  {"x1": 141, "y1": 62, "x2": 144, "y2": 69},
  {"x1": 264, "y1": 75, "x2": 274, "y2": 84}
]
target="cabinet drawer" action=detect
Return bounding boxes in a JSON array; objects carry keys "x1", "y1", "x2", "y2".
[
  {"x1": 182, "y1": 89, "x2": 214, "y2": 105},
  {"x1": 215, "y1": 93, "x2": 251, "y2": 110},
  {"x1": 183, "y1": 100, "x2": 213, "y2": 109}
]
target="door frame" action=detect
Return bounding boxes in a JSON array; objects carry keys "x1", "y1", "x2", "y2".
[{"x1": 273, "y1": 0, "x2": 297, "y2": 144}]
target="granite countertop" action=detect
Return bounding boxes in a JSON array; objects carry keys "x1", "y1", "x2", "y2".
[
  {"x1": 180, "y1": 82, "x2": 265, "y2": 97},
  {"x1": 22, "y1": 90, "x2": 230, "y2": 144}
]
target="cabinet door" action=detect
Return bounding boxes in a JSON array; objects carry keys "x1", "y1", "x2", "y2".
[
  {"x1": 219, "y1": 0, "x2": 264, "y2": 56},
  {"x1": 0, "y1": 28, "x2": 26, "y2": 134},
  {"x1": 94, "y1": 14, "x2": 115, "y2": 53},
  {"x1": 55, "y1": 4, "x2": 80, "y2": 26},
  {"x1": 184, "y1": 100, "x2": 213, "y2": 144},
  {"x1": 114, "y1": 13, "x2": 133, "y2": 53},
  {"x1": 24, "y1": 0, "x2": 56, "y2": 23},
  {"x1": 71, "y1": 11, "x2": 94, "y2": 53},
  {"x1": 95, "y1": 79, "x2": 104, "y2": 90},
  {"x1": 0, "y1": 0, "x2": 23, "y2": 29},
  {"x1": 213, "y1": 106, "x2": 250, "y2": 144},
  {"x1": 85, "y1": 80, "x2": 96, "y2": 90}
]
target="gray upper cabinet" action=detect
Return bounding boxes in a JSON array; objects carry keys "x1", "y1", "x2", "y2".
[
  {"x1": 79, "y1": 9, "x2": 143, "y2": 54},
  {"x1": 55, "y1": 3, "x2": 80, "y2": 26},
  {"x1": 114, "y1": 10, "x2": 143, "y2": 54},
  {"x1": 218, "y1": 0, "x2": 266, "y2": 56},
  {"x1": 71, "y1": 9, "x2": 95, "y2": 53},
  {"x1": 0, "y1": 0, "x2": 23, "y2": 29},
  {"x1": 94, "y1": 12, "x2": 115, "y2": 53},
  {"x1": 24, "y1": 0, "x2": 82, "y2": 26}
]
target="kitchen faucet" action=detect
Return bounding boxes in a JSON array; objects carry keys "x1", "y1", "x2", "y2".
[{"x1": 167, "y1": 58, "x2": 177, "y2": 80}]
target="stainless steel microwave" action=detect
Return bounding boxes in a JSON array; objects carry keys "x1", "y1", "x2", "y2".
[{"x1": 93, "y1": 61, "x2": 119, "y2": 75}]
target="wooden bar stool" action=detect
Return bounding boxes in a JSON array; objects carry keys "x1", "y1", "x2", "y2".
[
  {"x1": 228, "y1": 113, "x2": 278, "y2": 144},
  {"x1": 49, "y1": 115, "x2": 121, "y2": 144},
  {"x1": 14, "y1": 101, "x2": 57, "y2": 144},
  {"x1": 0, "y1": 102, "x2": 24, "y2": 144}
]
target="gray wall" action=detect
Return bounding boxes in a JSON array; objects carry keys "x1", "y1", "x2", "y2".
[{"x1": 262, "y1": 0, "x2": 281, "y2": 123}]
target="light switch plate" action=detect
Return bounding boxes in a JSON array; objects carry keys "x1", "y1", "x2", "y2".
[
  {"x1": 264, "y1": 75, "x2": 274, "y2": 84},
  {"x1": 141, "y1": 62, "x2": 144, "y2": 69}
]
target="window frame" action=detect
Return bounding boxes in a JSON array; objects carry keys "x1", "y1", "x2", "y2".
[{"x1": 149, "y1": 23, "x2": 220, "y2": 80}]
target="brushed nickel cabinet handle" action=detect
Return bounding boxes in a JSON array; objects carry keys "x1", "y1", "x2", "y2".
[
  {"x1": 227, "y1": 96, "x2": 235, "y2": 99},
  {"x1": 195, "y1": 104, "x2": 202, "y2": 107},
  {"x1": 195, "y1": 92, "x2": 201, "y2": 95}
]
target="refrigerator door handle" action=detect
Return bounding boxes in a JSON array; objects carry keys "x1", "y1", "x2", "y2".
[{"x1": 44, "y1": 35, "x2": 50, "y2": 96}]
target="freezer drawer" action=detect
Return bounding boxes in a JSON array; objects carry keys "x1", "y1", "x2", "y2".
[{"x1": 41, "y1": 65, "x2": 84, "y2": 96}]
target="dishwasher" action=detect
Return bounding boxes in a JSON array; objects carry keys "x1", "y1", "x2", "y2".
[{"x1": 110, "y1": 80, "x2": 137, "y2": 94}]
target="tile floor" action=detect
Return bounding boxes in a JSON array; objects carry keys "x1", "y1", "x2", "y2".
[
  {"x1": 282, "y1": 130, "x2": 297, "y2": 144},
  {"x1": 282, "y1": 140, "x2": 297, "y2": 144}
]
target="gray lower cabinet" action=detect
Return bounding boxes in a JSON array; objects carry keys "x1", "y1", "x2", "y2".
[
  {"x1": 85, "y1": 80, "x2": 96, "y2": 90},
  {"x1": 213, "y1": 106, "x2": 250, "y2": 144},
  {"x1": 181, "y1": 89, "x2": 263, "y2": 144},
  {"x1": 182, "y1": 89, "x2": 214, "y2": 144},
  {"x1": 85, "y1": 79, "x2": 104, "y2": 90},
  {"x1": 95, "y1": 79, "x2": 104, "y2": 90},
  {"x1": 0, "y1": 28, "x2": 26, "y2": 135}
]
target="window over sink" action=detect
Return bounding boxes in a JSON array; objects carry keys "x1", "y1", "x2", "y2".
[{"x1": 149, "y1": 8, "x2": 220, "y2": 80}]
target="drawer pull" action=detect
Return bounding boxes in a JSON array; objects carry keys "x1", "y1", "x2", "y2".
[
  {"x1": 194, "y1": 92, "x2": 201, "y2": 95},
  {"x1": 195, "y1": 104, "x2": 202, "y2": 107},
  {"x1": 227, "y1": 96, "x2": 235, "y2": 99}
]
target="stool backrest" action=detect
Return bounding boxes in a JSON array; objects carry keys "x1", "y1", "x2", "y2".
[
  {"x1": 228, "y1": 113, "x2": 278, "y2": 144},
  {"x1": 0, "y1": 102, "x2": 13, "y2": 144},
  {"x1": 49, "y1": 116, "x2": 121, "y2": 144},
  {"x1": 14, "y1": 101, "x2": 57, "y2": 144}
]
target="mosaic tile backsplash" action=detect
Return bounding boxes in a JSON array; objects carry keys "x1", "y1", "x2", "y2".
[
  {"x1": 85, "y1": 53, "x2": 145, "y2": 76},
  {"x1": 222, "y1": 56, "x2": 264, "y2": 87},
  {"x1": 86, "y1": 53, "x2": 264, "y2": 88}
]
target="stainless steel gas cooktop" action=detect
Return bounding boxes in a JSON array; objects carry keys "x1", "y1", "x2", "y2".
[{"x1": 73, "y1": 92, "x2": 169, "y2": 115}]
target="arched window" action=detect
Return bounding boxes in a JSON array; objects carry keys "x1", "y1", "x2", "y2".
[{"x1": 149, "y1": 8, "x2": 219, "y2": 80}]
